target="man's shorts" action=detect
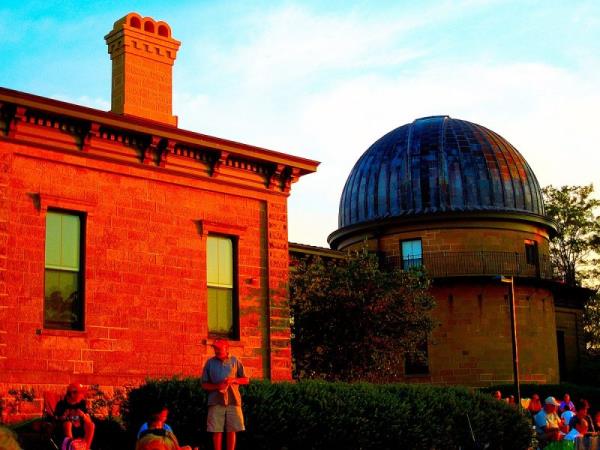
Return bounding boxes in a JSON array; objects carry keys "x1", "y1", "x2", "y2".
[{"x1": 206, "y1": 405, "x2": 245, "y2": 432}]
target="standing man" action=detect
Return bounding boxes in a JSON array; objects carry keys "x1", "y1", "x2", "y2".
[{"x1": 201, "y1": 339, "x2": 249, "y2": 450}]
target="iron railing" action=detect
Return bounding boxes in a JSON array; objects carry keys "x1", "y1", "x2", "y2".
[{"x1": 386, "y1": 251, "x2": 553, "y2": 279}]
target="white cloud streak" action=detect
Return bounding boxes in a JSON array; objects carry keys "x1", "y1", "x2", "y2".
[{"x1": 170, "y1": 3, "x2": 600, "y2": 246}]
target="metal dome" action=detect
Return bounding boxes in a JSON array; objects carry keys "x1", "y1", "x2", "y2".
[{"x1": 338, "y1": 116, "x2": 545, "y2": 229}]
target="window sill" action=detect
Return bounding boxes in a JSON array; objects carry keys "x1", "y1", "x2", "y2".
[
  {"x1": 204, "y1": 335, "x2": 242, "y2": 345},
  {"x1": 37, "y1": 328, "x2": 87, "y2": 338}
]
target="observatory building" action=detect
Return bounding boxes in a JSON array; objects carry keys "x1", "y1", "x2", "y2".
[{"x1": 328, "y1": 116, "x2": 586, "y2": 385}]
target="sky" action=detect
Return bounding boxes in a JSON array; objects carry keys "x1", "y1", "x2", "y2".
[{"x1": 1, "y1": 0, "x2": 599, "y2": 246}]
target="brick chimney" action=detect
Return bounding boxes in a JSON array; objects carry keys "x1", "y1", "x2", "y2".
[{"x1": 105, "y1": 13, "x2": 181, "y2": 126}]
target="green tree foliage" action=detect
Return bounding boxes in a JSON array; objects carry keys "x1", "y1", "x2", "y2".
[
  {"x1": 289, "y1": 248, "x2": 435, "y2": 382},
  {"x1": 543, "y1": 184, "x2": 600, "y2": 357},
  {"x1": 542, "y1": 184, "x2": 600, "y2": 286}
]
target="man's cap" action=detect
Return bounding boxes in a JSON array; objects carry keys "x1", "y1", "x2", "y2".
[
  {"x1": 545, "y1": 396, "x2": 560, "y2": 406},
  {"x1": 212, "y1": 339, "x2": 229, "y2": 349}
]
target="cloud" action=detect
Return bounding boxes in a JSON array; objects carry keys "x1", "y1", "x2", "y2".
[
  {"x1": 177, "y1": 67, "x2": 600, "y2": 247},
  {"x1": 171, "y1": 3, "x2": 600, "y2": 246},
  {"x1": 212, "y1": 4, "x2": 426, "y2": 90}
]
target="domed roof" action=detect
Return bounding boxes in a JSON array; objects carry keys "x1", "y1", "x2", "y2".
[{"x1": 337, "y1": 116, "x2": 545, "y2": 230}]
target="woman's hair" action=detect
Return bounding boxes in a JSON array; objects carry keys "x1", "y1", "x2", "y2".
[
  {"x1": 576, "y1": 399, "x2": 590, "y2": 411},
  {"x1": 135, "y1": 431, "x2": 178, "y2": 450},
  {"x1": 0, "y1": 426, "x2": 22, "y2": 450}
]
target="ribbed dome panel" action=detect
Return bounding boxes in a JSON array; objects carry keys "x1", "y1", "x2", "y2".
[{"x1": 339, "y1": 116, "x2": 545, "y2": 228}]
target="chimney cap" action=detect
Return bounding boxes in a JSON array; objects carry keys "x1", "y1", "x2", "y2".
[{"x1": 105, "y1": 12, "x2": 179, "y2": 42}]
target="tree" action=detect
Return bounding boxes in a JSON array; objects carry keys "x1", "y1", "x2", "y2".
[
  {"x1": 543, "y1": 184, "x2": 600, "y2": 357},
  {"x1": 542, "y1": 184, "x2": 600, "y2": 286},
  {"x1": 289, "y1": 248, "x2": 435, "y2": 382}
]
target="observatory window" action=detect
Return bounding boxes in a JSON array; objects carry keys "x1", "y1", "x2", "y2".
[
  {"x1": 524, "y1": 240, "x2": 538, "y2": 265},
  {"x1": 44, "y1": 211, "x2": 85, "y2": 330},
  {"x1": 401, "y1": 239, "x2": 422, "y2": 270},
  {"x1": 207, "y1": 235, "x2": 239, "y2": 338}
]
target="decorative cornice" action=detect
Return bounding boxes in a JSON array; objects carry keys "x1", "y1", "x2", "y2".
[
  {"x1": 0, "y1": 89, "x2": 319, "y2": 195},
  {"x1": 82, "y1": 122, "x2": 101, "y2": 152},
  {"x1": 210, "y1": 150, "x2": 229, "y2": 177},
  {"x1": 172, "y1": 143, "x2": 217, "y2": 164}
]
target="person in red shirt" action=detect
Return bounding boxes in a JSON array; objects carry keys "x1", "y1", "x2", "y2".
[
  {"x1": 528, "y1": 394, "x2": 543, "y2": 415},
  {"x1": 54, "y1": 383, "x2": 95, "y2": 450}
]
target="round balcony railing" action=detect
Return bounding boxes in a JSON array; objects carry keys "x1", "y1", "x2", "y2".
[{"x1": 385, "y1": 251, "x2": 553, "y2": 279}]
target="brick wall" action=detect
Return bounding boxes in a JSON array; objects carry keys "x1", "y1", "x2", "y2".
[
  {"x1": 0, "y1": 138, "x2": 294, "y2": 398},
  {"x1": 0, "y1": 101, "x2": 316, "y2": 408},
  {"x1": 427, "y1": 281, "x2": 559, "y2": 386},
  {"x1": 555, "y1": 307, "x2": 584, "y2": 380},
  {"x1": 378, "y1": 222, "x2": 551, "y2": 257},
  {"x1": 0, "y1": 147, "x2": 10, "y2": 371}
]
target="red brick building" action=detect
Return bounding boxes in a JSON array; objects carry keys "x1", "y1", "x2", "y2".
[{"x1": 0, "y1": 12, "x2": 318, "y2": 403}]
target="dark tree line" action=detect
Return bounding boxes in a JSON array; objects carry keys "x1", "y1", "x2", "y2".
[{"x1": 543, "y1": 184, "x2": 600, "y2": 357}]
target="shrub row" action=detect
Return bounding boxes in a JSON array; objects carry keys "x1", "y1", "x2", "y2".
[
  {"x1": 124, "y1": 378, "x2": 532, "y2": 450},
  {"x1": 481, "y1": 383, "x2": 600, "y2": 413}
]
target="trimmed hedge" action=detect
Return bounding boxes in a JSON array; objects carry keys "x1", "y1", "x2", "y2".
[
  {"x1": 124, "y1": 378, "x2": 531, "y2": 450},
  {"x1": 481, "y1": 383, "x2": 600, "y2": 414}
]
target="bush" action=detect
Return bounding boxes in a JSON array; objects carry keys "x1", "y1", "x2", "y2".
[
  {"x1": 91, "y1": 417, "x2": 128, "y2": 450},
  {"x1": 10, "y1": 417, "x2": 128, "y2": 450},
  {"x1": 124, "y1": 378, "x2": 531, "y2": 450},
  {"x1": 481, "y1": 383, "x2": 600, "y2": 414},
  {"x1": 122, "y1": 377, "x2": 207, "y2": 448}
]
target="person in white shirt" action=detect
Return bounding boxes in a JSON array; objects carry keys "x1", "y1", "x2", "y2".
[{"x1": 535, "y1": 397, "x2": 568, "y2": 444}]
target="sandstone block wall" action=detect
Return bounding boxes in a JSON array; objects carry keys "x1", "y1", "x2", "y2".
[
  {"x1": 0, "y1": 138, "x2": 293, "y2": 397},
  {"x1": 427, "y1": 281, "x2": 559, "y2": 386}
]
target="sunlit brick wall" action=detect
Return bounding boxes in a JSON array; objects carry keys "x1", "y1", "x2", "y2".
[{"x1": 0, "y1": 140, "x2": 292, "y2": 396}]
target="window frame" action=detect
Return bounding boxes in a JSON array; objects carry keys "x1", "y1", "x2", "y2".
[
  {"x1": 400, "y1": 238, "x2": 423, "y2": 270},
  {"x1": 206, "y1": 233, "x2": 240, "y2": 340},
  {"x1": 524, "y1": 240, "x2": 538, "y2": 266},
  {"x1": 43, "y1": 208, "x2": 86, "y2": 331}
]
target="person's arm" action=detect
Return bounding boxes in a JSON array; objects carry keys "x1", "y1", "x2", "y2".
[
  {"x1": 201, "y1": 380, "x2": 229, "y2": 391},
  {"x1": 233, "y1": 358, "x2": 249, "y2": 385},
  {"x1": 234, "y1": 377, "x2": 249, "y2": 385},
  {"x1": 558, "y1": 418, "x2": 568, "y2": 434}
]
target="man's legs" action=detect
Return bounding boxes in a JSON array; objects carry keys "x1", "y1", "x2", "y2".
[
  {"x1": 212, "y1": 432, "x2": 223, "y2": 450},
  {"x1": 225, "y1": 431, "x2": 236, "y2": 450},
  {"x1": 208, "y1": 405, "x2": 226, "y2": 450}
]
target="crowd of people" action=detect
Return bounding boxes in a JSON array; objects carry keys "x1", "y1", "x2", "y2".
[
  {"x1": 493, "y1": 390, "x2": 600, "y2": 448},
  {"x1": 0, "y1": 338, "x2": 248, "y2": 450}
]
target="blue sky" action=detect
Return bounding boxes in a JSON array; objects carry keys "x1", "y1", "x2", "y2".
[{"x1": 2, "y1": 0, "x2": 599, "y2": 245}]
